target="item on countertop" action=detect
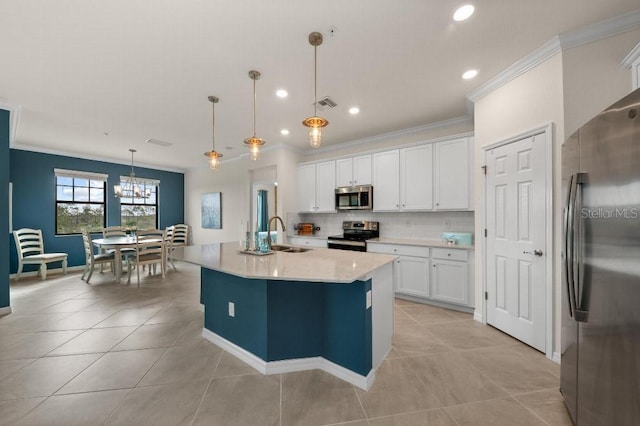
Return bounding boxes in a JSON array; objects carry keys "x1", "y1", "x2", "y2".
[
  {"x1": 440, "y1": 232, "x2": 473, "y2": 246},
  {"x1": 296, "y1": 223, "x2": 315, "y2": 236}
]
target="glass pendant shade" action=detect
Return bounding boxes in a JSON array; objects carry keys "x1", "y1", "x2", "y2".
[
  {"x1": 303, "y1": 116, "x2": 328, "y2": 148},
  {"x1": 204, "y1": 96, "x2": 223, "y2": 172},
  {"x1": 244, "y1": 136, "x2": 264, "y2": 161}
]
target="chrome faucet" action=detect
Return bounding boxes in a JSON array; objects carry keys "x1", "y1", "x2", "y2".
[{"x1": 267, "y1": 216, "x2": 286, "y2": 249}]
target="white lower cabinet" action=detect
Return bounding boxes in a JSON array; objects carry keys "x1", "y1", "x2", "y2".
[
  {"x1": 368, "y1": 242, "x2": 473, "y2": 309},
  {"x1": 396, "y1": 256, "x2": 429, "y2": 297},
  {"x1": 288, "y1": 237, "x2": 327, "y2": 248}
]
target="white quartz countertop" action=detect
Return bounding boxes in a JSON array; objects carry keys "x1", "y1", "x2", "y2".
[
  {"x1": 366, "y1": 237, "x2": 474, "y2": 250},
  {"x1": 171, "y1": 242, "x2": 396, "y2": 283}
]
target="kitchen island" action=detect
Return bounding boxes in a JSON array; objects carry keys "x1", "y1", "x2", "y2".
[{"x1": 171, "y1": 242, "x2": 396, "y2": 390}]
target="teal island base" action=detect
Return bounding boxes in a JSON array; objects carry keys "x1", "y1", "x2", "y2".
[{"x1": 199, "y1": 265, "x2": 393, "y2": 390}]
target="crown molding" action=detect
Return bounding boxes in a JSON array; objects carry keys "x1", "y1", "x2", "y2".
[
  {"x1": 303, "y1": 115, "x2": 473, "y2": 156},
  {"x1": 0, "y1": 99, "x2": 21, "y2": 147},
  {"x1": 621, "y1": 41, "x2": 640, "y2": 68},
  {"x1": 468, "y1": 9, "x2": 640, "y2": 103}
]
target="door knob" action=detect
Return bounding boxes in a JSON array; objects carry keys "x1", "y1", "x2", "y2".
[{"x1": 523, "y1": 250, "x2": 543, "y2": 257}]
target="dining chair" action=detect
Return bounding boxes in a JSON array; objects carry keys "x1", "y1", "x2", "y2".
[
  {"x1": 127, "y1": 229, "x2": 167, "y2": 286},
  {"x1": 81, "y1": 229, "x2": 116, "y2": 284},
  {"x1": 166, "y1": 224, "x2": 188, "y2": 270},
  {"x1": 13, "y1": 228, "x2": 68, "y2": 280}
]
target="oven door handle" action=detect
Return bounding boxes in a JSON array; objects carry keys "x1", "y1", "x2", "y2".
[{"x1": 328, "y1": 240, "x2": 366, "y2": 247}]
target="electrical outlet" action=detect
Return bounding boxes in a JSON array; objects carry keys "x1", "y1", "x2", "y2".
[
  {"x1": 366, "y1": 290, "x2": 372, "y2": 309},
  {"x1": 444, "y1": 220, "x2": 451, "y2": 229},
  {"x1": 228, "y1": 302, "x2": 235, "y2": 317}
]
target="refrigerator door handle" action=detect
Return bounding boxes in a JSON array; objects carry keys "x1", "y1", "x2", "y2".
[
  {"x1": 564, "y1": 174, "x2": 576, "y2": 317},
  {"x1": 573, "y1": 173, "x2": 589, "y2": 323}
]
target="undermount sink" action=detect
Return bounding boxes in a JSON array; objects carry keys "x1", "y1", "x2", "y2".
[{"x1": 270, "y1": 245, "x2": 312, "y2": 253}]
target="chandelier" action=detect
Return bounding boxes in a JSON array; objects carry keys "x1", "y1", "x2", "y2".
[
  {"x1": 243, "y1": 70, "x2": 265, "y2": 161},
  {"x1": 114, "y1": 149, "x2": 150, "y2": 199},
  {"x1": 302, "y1": 32, "x2": 328, "y2": 149},
  {"x1": 204, "y1": 96, "x2": 223, "y2": 171}
]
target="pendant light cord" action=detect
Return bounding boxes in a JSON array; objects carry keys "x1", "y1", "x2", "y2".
[
  {"x1": 211, "y1": 100, "x2": 216, "y2": 151},
  {"x1": 253, "y1": 76, "x2": 257, "y2": 137},
  {"x1": 313, "y1": 44, "x2": 318, "y2": 117}
]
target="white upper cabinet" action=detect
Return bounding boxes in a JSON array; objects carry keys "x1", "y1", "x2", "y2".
[
  {"x1": 336, "y1": 154, "x2": 372, "y2": 187},
  {"x1": 297, "y1": 160, "x2": 336, "y2": 213},
  {"x1": 434, "y1": 138, "x2": 471, "y2": 210},
  {"x1": 372, "y1": 150, "x2": 400, "y2": 211},
  {"x1": 400, "y1": 144, "x2": 433, "y2": 210}
]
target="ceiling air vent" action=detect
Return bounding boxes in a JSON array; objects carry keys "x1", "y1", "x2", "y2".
[
  {"x1": 316, "y1": 96, "x2": 337, "y2": 109},
  {"x1": 146, "y1": 138, "x2": 173, "y2": 147}
]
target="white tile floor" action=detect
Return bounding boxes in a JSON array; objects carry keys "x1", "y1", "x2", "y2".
[{"x1": 0, "y1": 263, "x2": 572, "y2": 425}]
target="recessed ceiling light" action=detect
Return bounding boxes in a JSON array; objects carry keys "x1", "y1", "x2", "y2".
[
  {"x1": 453, "y1": 4, "x2": 475, "y2": 21},
  {"x1": 349, "y1": 107, "x2": 360, "y2": 115},
  {"x1": 280, "y1": 129, "x2": 290, "y2": 135},
  {"x1": 276, "y1": 89, "x2": 288, "y2": 98},
  {"x1": 462, "y1": 69, "x2": 478, "y2": 80}
]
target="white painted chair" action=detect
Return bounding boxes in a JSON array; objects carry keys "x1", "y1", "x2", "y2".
[
  {"x1": 126, "y1": 229, "x2": 167, "y2": 286},
  {"x1": 81, "y1": 229, "x2": 116, "y2": 284},
  {"x1": 13, "y1": 228, "x2": 68, "y2": 280},
  {"x1": 166, "y1": 224, "x2": 188, "y2": 271},
  {"x1": 101, "y1": 225, "x2": 132, "y2": 272}
]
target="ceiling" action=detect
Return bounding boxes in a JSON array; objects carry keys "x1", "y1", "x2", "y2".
[{"x1": 1, "y1": 1, "x2": 639, "y2": 171}]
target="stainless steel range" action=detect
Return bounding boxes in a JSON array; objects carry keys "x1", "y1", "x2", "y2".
[{"x1": 327, "y1": 221, "x2": 379, "y2": 252}]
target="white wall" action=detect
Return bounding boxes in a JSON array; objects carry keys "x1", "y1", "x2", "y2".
[
  {"x1": 473, "y1": 29, "x2": 640, "y2": 357},
  {"x1": 185, "y1": 146, "x2": 301, "y2": 245},
  {"x1": 562, "y1": 29, "x2": 640, "y2": 138}
]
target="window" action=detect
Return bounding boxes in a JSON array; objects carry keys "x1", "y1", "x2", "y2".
[
  {"x1": 55, "y1": 169, "x2": 108, "y2": 235},
  {"x1": 119, "y1": 177, "x2": 159, "y2": 230}
]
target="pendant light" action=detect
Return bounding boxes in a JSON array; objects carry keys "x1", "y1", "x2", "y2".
[
  {"x1": 303, "y1": 32, "x2": 328, "y2": 149},
  {"x1": 114, "y1": 149, "x2": 150, "y2": 199},
  {"x1": 204, "y1": 96, "x2": 223, "y2": 172},
  {"x1": 243, "y1": 70, "x2": 265, "y2": 161}
]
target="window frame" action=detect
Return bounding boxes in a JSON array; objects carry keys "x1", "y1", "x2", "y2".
[{"x1": 54, "y1": 170, "x2": 108, "y2": 236}]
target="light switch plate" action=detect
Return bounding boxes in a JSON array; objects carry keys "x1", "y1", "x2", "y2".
[
  {"x1": 228, "y1": 302, "x2": 235, "y2": 317},
  {"x1": 366, "y1": 290, "x2": 372, "y2": 309}
]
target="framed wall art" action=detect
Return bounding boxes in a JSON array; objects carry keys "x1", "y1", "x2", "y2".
[{"x1": 201, "y1": 192, "x2": 222, "y2": 229}]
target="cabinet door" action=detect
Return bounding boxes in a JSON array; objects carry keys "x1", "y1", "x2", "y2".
[
  {"x1": 315, "y1": 160, "x2": 336, "y2": 212},
  {"x1": 431, "y1": 259, "x2": 469, "y2": 305},
  {"x1": 396, "y1": 255, "x2": 429, "y2": 297},
  {"x1": 335, "y1": 158, "x2": 354, "y2": 187},
  {"x1": 434, "y1": 138, "x2": 469, "y2": 210},
  {"x1": 297, "y1": 164, "x2": 317, "y2": 212},
  {"x1": 400, "y1": 144, "x2": 433, "y2": 210},
  {"x1": 372, "y1": 150, "x2": 400, "y2": 211},
  {"x1": 352, "y1": 154, "x2": 372, "y2": 186}
]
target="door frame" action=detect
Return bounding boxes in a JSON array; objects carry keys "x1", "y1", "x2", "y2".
[{"x1": 481, "y1": 123, "x2": 554, "y2": 360}]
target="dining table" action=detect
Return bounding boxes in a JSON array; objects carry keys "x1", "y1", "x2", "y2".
[{"x1": 92, "y1": 236, "x2": 138, "y2": 283}]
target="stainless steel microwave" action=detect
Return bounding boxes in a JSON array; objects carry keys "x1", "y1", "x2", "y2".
[{"x1": 335, "y1": 185, "x2": 373, "y2": 210}]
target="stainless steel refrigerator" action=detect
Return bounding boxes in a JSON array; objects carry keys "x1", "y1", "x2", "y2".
[{"x1": 561, "y1": 87, "x2": 640, "y2": 425}]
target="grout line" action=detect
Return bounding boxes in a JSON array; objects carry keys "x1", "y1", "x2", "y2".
[
  {"x1": 279, "y1": 373, "x2": 283, "y2": 426},
  {"x1": 351, "y1": 383, "x2": 368, "y2": 421},
  {"x1": 510, "y1": 395, "x2": 555, "y2": 426},
  {"x1": 189, "y1": 353, "x2": 222, "y2": 426}
]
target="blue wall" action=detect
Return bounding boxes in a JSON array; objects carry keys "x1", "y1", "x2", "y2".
[
  {"x1": 9, "y1": 149, "x2": 184, "y2": 273},
  {"x1": 0, "y1": 111, "x2": 10, "y2": 308}
]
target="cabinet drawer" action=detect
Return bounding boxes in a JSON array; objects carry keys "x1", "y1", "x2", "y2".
[
  {"x1": 431, "y1": 248, "x2": 468, "y2": 261},
  {"x1": 367, "y1": 243, "x2": 429, "y2": 258},
  {"x1": 289, "y1": 237, "x2": 327, "y2": 248}
]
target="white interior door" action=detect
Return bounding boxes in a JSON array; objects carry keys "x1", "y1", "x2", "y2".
[{"x1": 486, "y1": 133, "x2": 547, "y2": 352}]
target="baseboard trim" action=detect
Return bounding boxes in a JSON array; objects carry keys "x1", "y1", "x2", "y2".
[
  {"x1": 202, "y1": 328, "x2": 374, "y2": 390},
  {"x1": 0, "y1": 306, "x2": 12, "y2": 316},
  {"x1": 552, "y1": 351, "x2": 561, "y2": 365},
  {"x1": 473, "y1": 311, "x2": 483, "y2": 323}
]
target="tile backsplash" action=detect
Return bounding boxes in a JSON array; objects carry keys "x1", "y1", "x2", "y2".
[{"x1": 286, "y1": 211, "x2": 474, "y2": 240}]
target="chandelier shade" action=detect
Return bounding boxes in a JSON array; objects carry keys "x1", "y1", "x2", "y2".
[
  {"x1": 303, "y1": 31, "x2": 328, "y2": 149},
  {"x1": 204, "y1": 95, "x2": 223, "y2": 171},
  {"x1": 114, "y1": 149, "x2": 150, "y2": 199},
  {"x1": 243, "y1": 70, "x2": 265, "y2": 161}
]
